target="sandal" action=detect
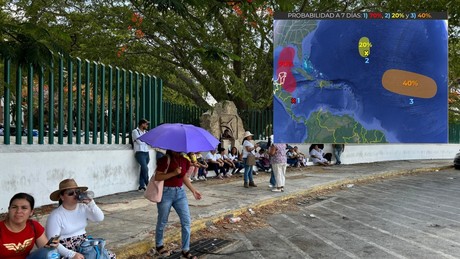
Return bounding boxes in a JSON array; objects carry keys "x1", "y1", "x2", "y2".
[
  {"x1": 156, "y1": 245, "x2": 170, "y2": 257},
  {"x1": 181, "y1": 250, "x2": 197, "y2": 259}
]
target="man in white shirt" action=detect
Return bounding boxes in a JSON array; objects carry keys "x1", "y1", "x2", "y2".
[
  {"x1": 205, "y1": 149, "x2": 225, "y2": 179},
  {"x1": 132, "y1": 119, "x2": 150, "y2": 191}
]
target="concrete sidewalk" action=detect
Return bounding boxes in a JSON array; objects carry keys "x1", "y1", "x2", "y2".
[{"x1": 32, "y1": 159, "x2": 453, "y2": 258}]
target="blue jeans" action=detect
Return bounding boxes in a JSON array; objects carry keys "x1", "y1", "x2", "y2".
[
  {"x1": 287, "y1": 158, "x2": 297, "y2": 167},
  {"x1": 270, "y1": 171, "x2": 276, "y2": 186},
  {"x1": 334, "y1": 148, "x2": 343, "y2": 164},
  {"x1": 135, "y1": 151, "x2": 150, "y2": 188},
  {"x1": 243, "y1": 158, "x2": 254, "y2": 183},
  {"x1": 156, "y1": 186, "x2": 191, "y2": 251}
]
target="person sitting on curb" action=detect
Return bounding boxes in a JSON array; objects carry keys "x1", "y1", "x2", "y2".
[
  {"x1": 293, "y1": 146, "x2": 308, "y2": 166},
  {"x1": 196, "y1": 152, "x2": 208, "y2": 181},
  {"x1": 205, "y1": 149, "x2": 225, "y2": 179},
  {"x1": 219, "y1": 148, "x2": 235, "y2": 177},
  {"x1": 309, "y1": 144, "x2": 331, "y2": 166},
  {"x1": 255, "y1": 148, "x2": 271, "y2": 172},
  {"x1": 228, "y1": 146, "x2": 244, "y2": 174},
  {"x1": 286, "y1": 146, "x2": 299, "y2": 167},
  {"x1": 1, "y1": 193, "x2": 59, "y2": 259},
  {"x1": 46, "y1": 179, "x2": 116, "y2": 259},
  {"x1": 184, "y1": 152, "x2": 200, "y2": 182}
]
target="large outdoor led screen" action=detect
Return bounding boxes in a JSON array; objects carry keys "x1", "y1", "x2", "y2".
[{"x1": 273, "y1": 12, "x2": 448, "y2": 143}]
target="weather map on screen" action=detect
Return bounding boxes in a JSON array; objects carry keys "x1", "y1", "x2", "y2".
[{"x1": 273, "y1": 12, "x2": 448, "y2": 144}]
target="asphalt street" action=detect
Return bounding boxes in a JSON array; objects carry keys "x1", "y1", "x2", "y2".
[{"x1": 205, "y1": 168, "x2": 460, "y2": 259}]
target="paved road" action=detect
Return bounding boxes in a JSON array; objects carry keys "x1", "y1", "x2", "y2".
[{"x1": 204, "y1": 168, "x2": 460, "y2": 259}]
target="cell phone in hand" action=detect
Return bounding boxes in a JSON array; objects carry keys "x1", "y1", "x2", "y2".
[{"x1": 46, "y1": 235, "x2": 60, "y2": 246}]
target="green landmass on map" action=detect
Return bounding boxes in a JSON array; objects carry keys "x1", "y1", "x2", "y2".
[{"x1": 304, "y1": 110, "x2": 387, "y2": 143}]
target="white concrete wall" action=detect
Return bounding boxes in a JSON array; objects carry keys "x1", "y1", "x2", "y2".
[
  {"x1": 0, "y1": 145, "x2": 157, "y2": 213},
  {"x1": 1, "y1": 143, "x2": 459, "y2": 213},
  {"x1": 293, "y1": 144, "x2": 460, "y2": 164}
]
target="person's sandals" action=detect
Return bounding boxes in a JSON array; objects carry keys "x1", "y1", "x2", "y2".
[
  {"x1": 181, "y1": 250, "x2": 197, "y2": 259},
  {"x1": 156, "y1": 246, "x2": 170, "y2": 258}
]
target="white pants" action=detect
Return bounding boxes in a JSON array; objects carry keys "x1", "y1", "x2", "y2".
[{"x1": 272, "y1": 163, "x2": 287, "y2": 188}]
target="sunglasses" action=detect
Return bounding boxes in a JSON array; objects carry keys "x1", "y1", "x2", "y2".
[{"x1": 64, "y1": 190, "x2": 77, "y2": 196}]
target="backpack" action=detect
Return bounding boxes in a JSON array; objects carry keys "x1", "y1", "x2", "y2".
[
  {"x1": 129, "y1": 129, "x2": 140, "y2": 149},
  {"x1": 78, "y1": 237, "x2": 110, "y2": 259}
]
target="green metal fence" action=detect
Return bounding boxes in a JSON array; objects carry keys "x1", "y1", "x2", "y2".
[
  {"x1": 163, "y1": 102, "x2": 205, "y2": 126},
  {"x1": 449, "y1": 123, "x2": 460, "y2": 143},
  {"x1": 239, "y1": 108, "x2": 273, "y2": 140},
  {"x1": 1, "y1": 55, "x2": 162, "y2": 145}
]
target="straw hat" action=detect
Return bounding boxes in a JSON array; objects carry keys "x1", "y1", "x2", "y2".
[
  {"x1": 243, "y1": 131, "x2": 254, "y2": 138},
  {"x1": 50, "y1": 179, "x2": 88, "y2": 201}
]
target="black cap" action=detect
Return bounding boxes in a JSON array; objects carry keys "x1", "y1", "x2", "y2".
[{"x1": 138, "y1": 119, "x2": 149, "y2": 126}]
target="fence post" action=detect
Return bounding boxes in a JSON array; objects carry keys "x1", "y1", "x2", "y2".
[
  {"x1": 15, "y1": 64, "x2": 22, "y2": 145},
  {"x1": 76, "y1": 58, "x2": 82, "y2": 144},
  {"x1": 140, "y1": 73, "x2": 145, "y2": 120},
  {"x1": 92, "y1": 61, "x2": 98, "y2": 144},
  {"x1": 38, "y1": 66, "x2": 44, "y2": 144},
  {"x1": 100, "y1": 64, "x2": 106, "y2": 144},
  {"x1": 121, "y1": 69, "x2": 126, "y2": 144},
  {"x1": 157, "y1": 77, "x2": 163, "y2": 124},
  {"x1": 27, "y1": 64, "x2": 33, "y2": 144},
  {"x1": 3, "y1": 58, "x2": 10, "y2": 145},
  {"x1": 145, "y1": 75, "x2": 151, "y2": 123},
  {"x1": 128, "y1": 70, "x2": 133, "y2": 135},
  {"x1": 115, "y1": 67, "x2": 120, "y2": 144},
  {"x1": 67, "y1": 58, "x2": 73, "y2": 144},
  {"x1": 84, "y1": 60, "x2": 90, "y2": 144},
  {"x1": 48, "y1": 60, "x2": 55, "y2": 144},
  {"x1": 107, "y1": 65, "x2": 113, "y2": 144},
  {"x1": 58, "y1": 56, "x2": 64, "y2": 144},
  {"x1": 134, "y1": 72, "x2": 139, "y2": 126}
]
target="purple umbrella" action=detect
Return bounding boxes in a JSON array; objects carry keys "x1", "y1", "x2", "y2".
[{"x1": 138, "y1": 123, "x2": 220, "y2": 153}]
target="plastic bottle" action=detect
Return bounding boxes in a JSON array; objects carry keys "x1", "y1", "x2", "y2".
[{"x1": 77, "y1": 191, "x2": 95, "y2": 201}]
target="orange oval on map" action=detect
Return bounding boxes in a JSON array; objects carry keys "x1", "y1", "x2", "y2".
[{"x1": 381, "y1": 69, "x2": 437, "y2": 98}]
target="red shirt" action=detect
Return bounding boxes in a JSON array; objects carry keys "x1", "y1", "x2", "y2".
[
  {"x1": 0, "y1": 220, "x2": 44, "y2": 259},
  {"x1": 157, "y1": 154, "x2": 190, "y2": 187}
]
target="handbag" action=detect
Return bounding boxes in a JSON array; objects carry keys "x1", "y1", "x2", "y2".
[
  {"x1": 26, "y1": 248, "x2": 59, "y2": 259},
  {"x1": 144, "y1": 155, "x2": 170, "y2": 203},
  {"x1": 246, "y1": 153, "x2": 256, "y2": 166},
  {"x1": 77, "y1": 237, "x2": 110, "y2": 259}
]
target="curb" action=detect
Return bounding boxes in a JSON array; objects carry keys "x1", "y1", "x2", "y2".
[{"x1": 113, "y1": 165, "x2": 452, "y2": 258}]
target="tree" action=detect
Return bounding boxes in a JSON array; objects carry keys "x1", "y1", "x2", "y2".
[{"x1": 2, "y1": 0, "x2": 459, "y2": 114}]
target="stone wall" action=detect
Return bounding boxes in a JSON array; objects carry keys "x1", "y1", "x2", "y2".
[{"x1": 200, "y1": 101, "x2": 246, "y2": 150}]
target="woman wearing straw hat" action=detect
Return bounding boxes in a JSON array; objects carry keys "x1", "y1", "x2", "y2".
[
  {"x1": 242, "y1": 131, "x2": 258, "y2": 188},
  {"x1": 45, "y1": 179, "x2": 115, "y2": 259}
]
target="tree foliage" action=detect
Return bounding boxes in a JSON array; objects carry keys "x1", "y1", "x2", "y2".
[{"x1": 1, "y1": 0, "x2": 459, "y2": 117}]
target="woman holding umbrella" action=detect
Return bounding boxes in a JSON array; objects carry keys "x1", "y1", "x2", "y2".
[
  {"x1": 138, "y1": 123, "x2": 217, "y2": 258},
  {"x1": 154, "y1": 149, "x2": 202, "y2": 259}
]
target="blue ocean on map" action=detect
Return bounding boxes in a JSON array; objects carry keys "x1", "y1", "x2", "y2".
[{"x1": 274, "y1": 19, "x2": 448, "y2": 143}]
